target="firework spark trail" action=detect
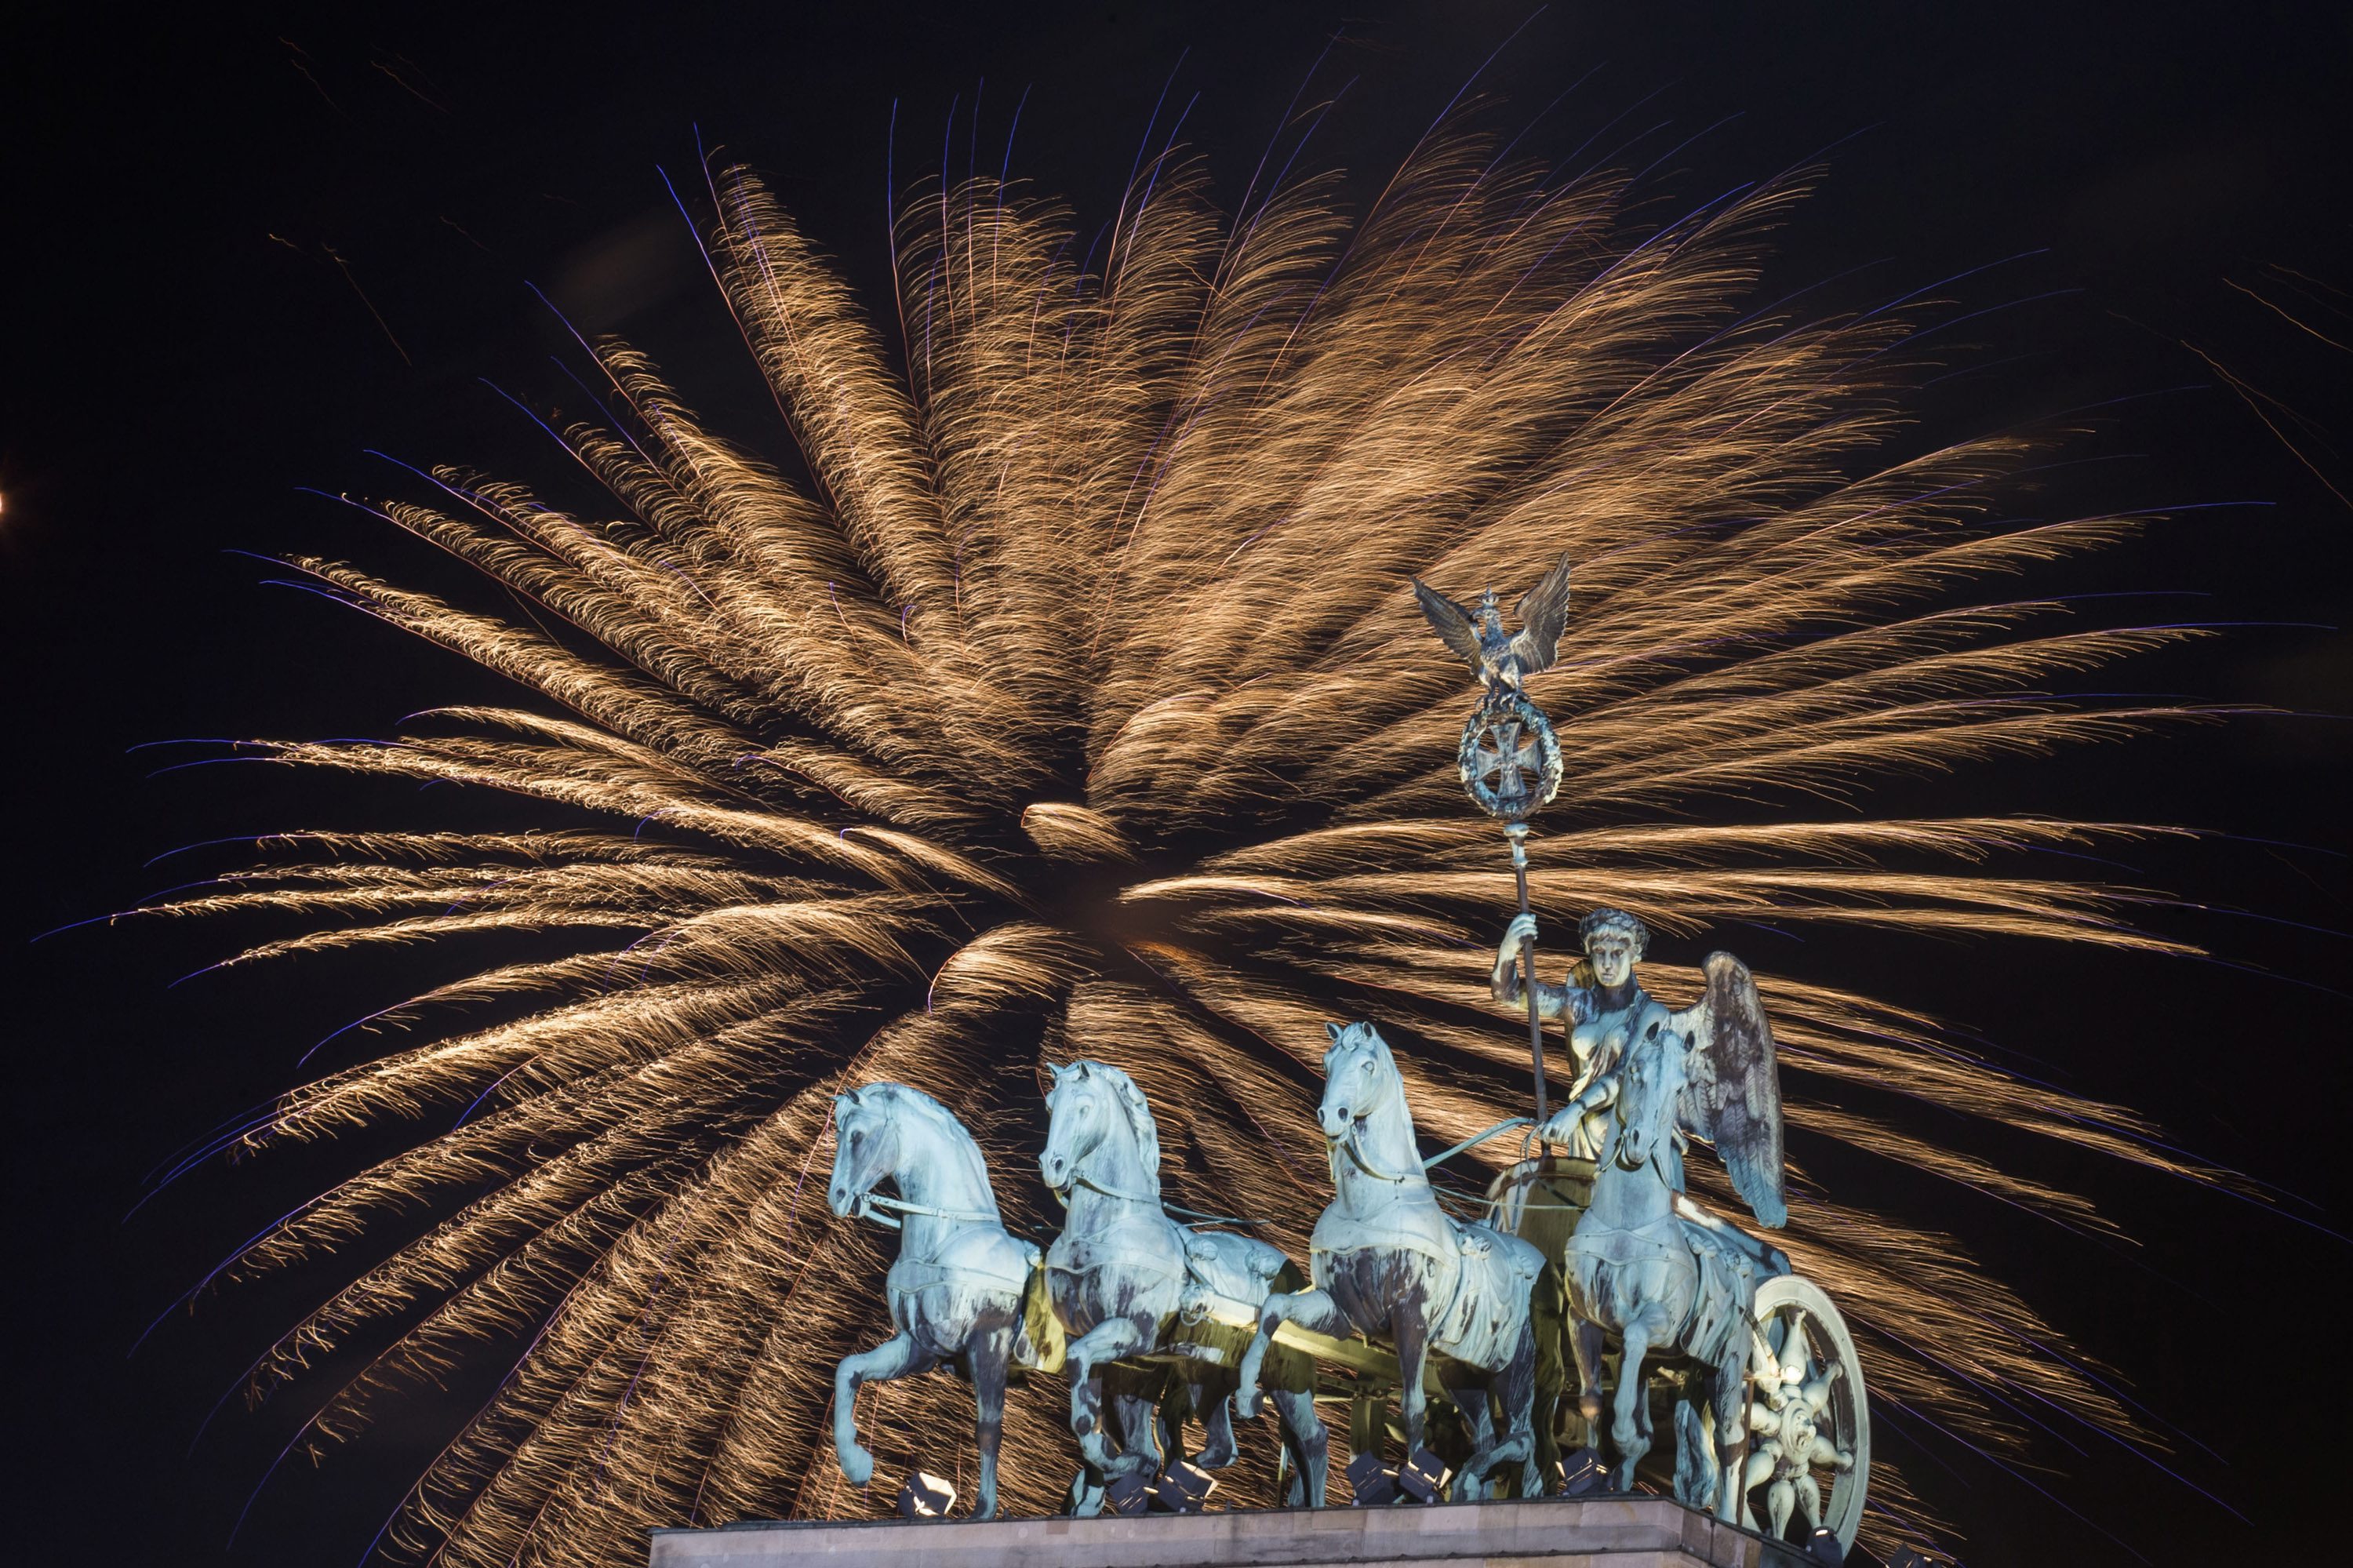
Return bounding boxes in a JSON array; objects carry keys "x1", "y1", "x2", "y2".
[{"x1": 134, "y1": 127, "x2": 2244, "y2": 1563}]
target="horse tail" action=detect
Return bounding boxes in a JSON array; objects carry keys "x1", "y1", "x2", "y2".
[{"x1": 1016, "y1": 1257, "x2": 1064, "y2": 1373}]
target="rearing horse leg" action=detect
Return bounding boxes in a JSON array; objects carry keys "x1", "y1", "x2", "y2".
[
  {"x1": 1065, "y1": 1318, "x2": 1150, "y2": 1478},
  {"x1": 1064, "y1": 1468, "x2": 1107, "y2": 1517},
  {"x1": 966, "y1": 1322, "x2": 1012, "y2": 1521},
  {"x1": 1195, "y1": 1373, "x2": 1238, "y2": 1469},
  {"x1": 1270, "y1": 1380, "x2": 1330, "y2": 1507},
  {"x1": 1532, "y1": 1267, "x2": 1568, "y2": 1490},
  {"x1": 1154, "y1": 1373, "x2": 1193, "y2": 1468},
  {"x1": 1570, "y1": 1316, "x2": 1608, "y2": 1437},
  {"x1": 1443, "y1": 1317, "x2": 1540, "y2": 1501},
  {"x1": 1710, "y1": 1347, "x2": 1747, "y2": 1525},
  {"x1": 1611, "y1": 1303, "x2": 1678, "y2": 1489},
  {"x1": 1238, "y1": 1287, "x2": 1346, "y2": 1418},
  {"x1": 1497, "y1": 1316, "x2": 1543, "y2": 1498},
  {"x1": 1109, "y1": 1372, "x2": 1163, "y2": 1480},
  {"x1": 1438, "y1": 1370, "x2": 1497, "y2": 1501},
  {"x1": 1392, "y1": 1298, "x2": 1433, "y2": 1464},
  {"x1": 833, "y1": 1331, "x2": 933, "y2": 1486}
]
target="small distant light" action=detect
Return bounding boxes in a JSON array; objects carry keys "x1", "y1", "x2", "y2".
[
  {"x1": 895, "y1": 1472, "x2": 957, "y2": 1519},
  {"x1": 1345, "y1": 1450, "x2": 1399, "y2": 1506}
]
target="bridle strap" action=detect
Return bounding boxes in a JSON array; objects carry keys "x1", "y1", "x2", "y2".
[
  {"x1": 1054, "y1": 1168, "x2": 1160, "y2": 1208},
  {"x1": 855, "y1": 1192, "x2": 1002, "y2": 1227},
  {"x1": 1334, "y1": 1122, "x2": 1419, "y2": 1185},
  {"x1": 1602, "y1": 1111, "x2": 1676, "y2": 1191}
]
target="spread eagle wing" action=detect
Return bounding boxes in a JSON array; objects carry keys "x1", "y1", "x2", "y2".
[
  {"x1": 1508, "y1": 552, "x2": 1575, "y2": 675},
  {"x1": 1670, "y1": 950, "x2": 1787, "y2": 1228},
  {"x1": 1410, "y1": 576, "x2": 1486, "y2": 670}
]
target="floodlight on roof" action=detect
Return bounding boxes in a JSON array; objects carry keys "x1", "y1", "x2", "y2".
[
  {"x1": 894, "y1": 1472, "x2": 956, "y2": 1520},
  {"x1": 1345, "y1": 1451, "x2": 1399, "y2": 1506}
]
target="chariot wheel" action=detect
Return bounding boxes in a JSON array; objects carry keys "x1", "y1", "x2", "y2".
[{"x1": 1740, "y1": 1275, "x2": 1869, "y2": 1555}]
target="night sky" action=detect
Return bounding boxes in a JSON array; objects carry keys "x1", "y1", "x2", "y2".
[{"x1": 7, "y1": 4, "x2": 2348, "y2": 1563}]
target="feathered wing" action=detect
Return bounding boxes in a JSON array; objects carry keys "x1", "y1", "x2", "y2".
[
  {"x1": 1509, "y1": 552, "x2": 1575, "y2": 674},
  {"x1": 1410, "y1": 577, "x2": 1486, "y2": 671},
  {"x1": 1672, "y1": 951, "x2": 1788, "y2": 1228}
]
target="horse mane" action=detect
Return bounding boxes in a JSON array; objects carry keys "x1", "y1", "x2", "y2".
[
  {"x1": 856, "y1": 1082, "x2": 984, "y2": 1164},
  {"x1": 1330, "y1": 1021, "x2": 1417, "y2": 1144},
  {"x1": 1080, "y1": 1061, "x2": 1162, "y2": 1196},
  {"x1": 1350, "y1": 1021, "x2": 1395, "y2": 1068}
]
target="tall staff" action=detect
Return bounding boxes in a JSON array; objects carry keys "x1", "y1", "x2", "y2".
[{"x1": 1411, "y1": 557, "x2": 1573, "y2": 1130}]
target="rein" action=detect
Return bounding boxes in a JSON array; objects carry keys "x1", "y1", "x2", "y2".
[
  {"x1": 853, "y1": 1191, "x2": 1002, "y2": 1229},
  {"x1": 1332, "y1": 1113, "x2": 1536, "y2": 1184},
  {"x1": 1050, "y1": 1170, "x2": 1260, "y2": 1229}
]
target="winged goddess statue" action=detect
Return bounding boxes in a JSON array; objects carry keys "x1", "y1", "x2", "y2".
[
  {"x1": 1411, "y1": 554, "x2": 1575, "y2": 693},
  {"x1": 1492, "y1": 907, "x2": 1786, "y2": 1229}
]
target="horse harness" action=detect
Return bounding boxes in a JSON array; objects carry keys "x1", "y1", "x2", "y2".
[{"x1": 849, "y1": 1192, "x2": 1038, "y2": 1305}]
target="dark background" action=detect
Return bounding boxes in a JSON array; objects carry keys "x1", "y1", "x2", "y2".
[{"x1": 5, "y1": 4, "x2": 2348, "y2": 1563}]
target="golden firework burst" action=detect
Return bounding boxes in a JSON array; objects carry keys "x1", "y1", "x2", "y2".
[{"x1": 139, "y1": 125, "x2": 2230, "y2": 1563}]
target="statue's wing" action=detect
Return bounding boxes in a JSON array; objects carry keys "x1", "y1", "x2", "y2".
[
  {"x1": 1509, "y1": 553, "x2": 1575, "y2": 673},
  {"x1": 1673, "y1": 951, "x2": 1787, "y2": 1228},
  {"x1": 1410, "y1": 577, "x2": 1486, "y2": 669}
]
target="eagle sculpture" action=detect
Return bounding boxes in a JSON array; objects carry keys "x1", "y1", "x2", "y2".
[{"x1": 1410, "y1": 554, "x2": 1574, "y2": 692}]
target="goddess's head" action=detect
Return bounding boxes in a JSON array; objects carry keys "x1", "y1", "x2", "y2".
[{"x1": 1578, "y1": 907, "x2": 1649, "y2": 990}]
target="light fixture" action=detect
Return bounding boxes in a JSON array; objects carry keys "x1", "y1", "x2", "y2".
[
  {"x1": 1555, "y1": 1447, "x2": 1607, "y2": 1497},
  {"x1": 1105, "y1": 1467, "x2": 1152, "y2": 1515},
  {"x1": 1806, "y1": 1526, "x2": 1846, "y2": 1564},
  {"x1": 895, "y1": 1472, "x2": 957, "y2": 1520},
  {"x1": 1345, "y1": 1451, "x2": 1399, "y2": 1506},
  {"x1": 1153, "y1": 1458, "x2": 1218, "y2": 1513},
  {"x1": 1397, "y1": 1446, "x2": 1449, "y2": 1505}
]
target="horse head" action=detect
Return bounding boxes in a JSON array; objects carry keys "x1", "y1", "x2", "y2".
[
  {"x1": 828, "y1": 1084, "x2": 903, "y2": 1218},
  {"x1": 1318, "y1": 1020, "x2": 1403, "y2": 1144},
  {"x1": 1039, "y1": 1060, "x2": 1161, "y2": 1199},
  {"x1": 1609, "y1": 1020, "x2": 1689, "y2": 1175}
]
